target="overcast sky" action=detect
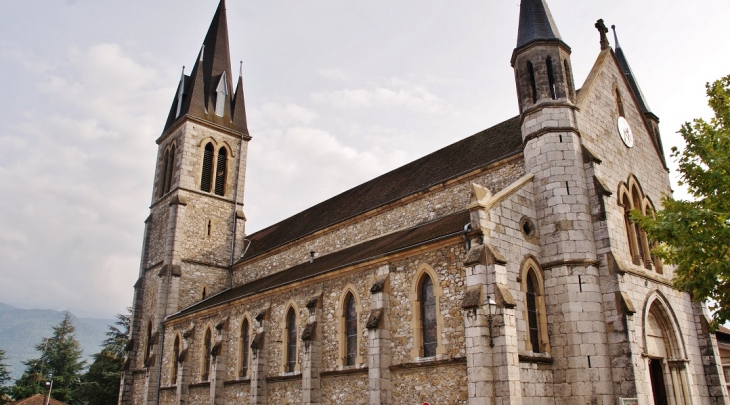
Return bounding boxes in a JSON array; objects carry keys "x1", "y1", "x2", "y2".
[{"x1": 0, "y1": 0, "x2": 729, "y2": 319}]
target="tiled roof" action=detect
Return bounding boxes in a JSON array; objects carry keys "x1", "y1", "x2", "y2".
[
  {"x1": 240, "y1": 115, "x2": 522, "y2": 261},
  {"x1": 613, "y1": 40, "x2": 652, "y2": 115},
  {"x1": 9, "y1": 394, "x2": 68, "y2": 405},
  {"x1": 516, "y1": 0, "x2": 562, "y2": 48},
  {"x1": 170, "y1": 210, "x2": 471, "y2": 319}
]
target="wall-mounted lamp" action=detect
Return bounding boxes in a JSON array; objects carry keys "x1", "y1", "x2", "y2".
[{"x1": 484, "y1": 295, "x2": 497, "y2": 347}]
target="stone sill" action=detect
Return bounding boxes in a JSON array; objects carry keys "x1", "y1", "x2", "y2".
[
  {"x1": 619, "y1": 263, "x2": 672, "y2": 287},
  {"x1": 223, "y1": 378, "x2": 251, "y2": 386},
  {"x1": 320, "y1": 366, "x2": 369, "y2": 377},
  {"x1": 267, "y1": 373, "x2": 302, "y2": 382},
  {"x1": 188, "y1": 381, "x2": 211, "y2": 388},
  {"x1": 159, "y1": 385, "x2": 177, "y2": 391},
  {"x1": 518, "y1": 354, "x2": 554, "y2": 364},
  {"x1": 389, "y1": 357, "x2": 466, "y2": 371}
]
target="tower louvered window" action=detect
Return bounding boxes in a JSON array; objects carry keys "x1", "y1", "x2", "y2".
[
  {"x1": 164, "y1": 145, "x2": 175, "y2": 194},
  {"x1": 214, "y1": 147, "x2": 227, "y2": 196},
  {"x1": 526, "y1": 271, "x2": 541, "y2": 353},
  {"x1": 159, "y1": 151, "x2": 169, "y2": 197},
  {"x1": 420, "y1": 275, "x2": 437, "y2": 357},
  {"x1": 527, "y1": 61, "x2": 537, "y2": 103},
  {"x1": 345, "y1": 293, "x2": 357, "y2": 366},
  {"x1": 286, "y1": 308, "x2": 297, "y2": 372},
  {"x1": 546, "y1": 56, "x2": 557, "y2": 100},
  {"x1": 201, "y1": 143, "x2": 214, "y2": 192}
]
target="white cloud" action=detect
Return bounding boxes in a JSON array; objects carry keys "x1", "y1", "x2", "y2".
[
  {"x1": 316, "y1": 68, "x2": 352, "y2": 81},
  {"x1": 0, "y1": 43, "x2": 173, "y2": 317},
  {"x1": 311, "y1": 84, "x2": 454, "y2": 114}
]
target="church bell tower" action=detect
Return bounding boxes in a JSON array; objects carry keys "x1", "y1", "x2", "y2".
[
  {"x1": 120, "y1": 1, "x2": 250, "y2": 404},
  {"x1": 512, "y1": 0, "x2": 603, "y2": 402}
]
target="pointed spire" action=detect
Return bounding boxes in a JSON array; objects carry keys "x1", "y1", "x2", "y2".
[
  {"x1": 232, "y1": 74, "x2": 250, "y2": 135},
  {"x1": 516, "y1": 0, "x2": 562, "y2": 48},
  {"x1": 611, "y1": 25, "x2": 652, "y2": 115},
  {"x1": 162, "y1": 0, "x2": 247, "y2": 134}
]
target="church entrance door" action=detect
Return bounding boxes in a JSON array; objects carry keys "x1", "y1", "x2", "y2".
[{"x1": 649, "y1": 359, "x2": 668, "y2": 405}]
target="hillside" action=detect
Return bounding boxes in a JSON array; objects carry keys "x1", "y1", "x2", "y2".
[{"x1": 0, "y1": 303, "x2": 114, "y2": 381}]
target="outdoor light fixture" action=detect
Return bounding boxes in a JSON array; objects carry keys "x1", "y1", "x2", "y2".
[{"x1": 485, "y1": 295, "x2": 497, "y2": 347}]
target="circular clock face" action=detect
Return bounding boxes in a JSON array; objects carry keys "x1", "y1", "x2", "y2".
[{"x1": 617, "y1": 116, "x2": 634, "y2": 148}]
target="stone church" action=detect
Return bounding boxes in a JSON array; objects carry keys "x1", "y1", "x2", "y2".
[{"x1": 119, "y1": 0, "x2": 730, "y2": 404}]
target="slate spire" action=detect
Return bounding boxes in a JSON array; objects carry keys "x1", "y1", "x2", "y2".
[
  {"x1": 611, "y1": 25, "x2": 652, "y2": 115},
  {"x1": 162, "y1": 0, "x2": 248, "y2": 134},
  {"x1": 516, "y1": 0, "x2": 562, "y2": 49}
]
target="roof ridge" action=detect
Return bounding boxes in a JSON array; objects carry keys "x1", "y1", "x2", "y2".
[{"x1": 241, "y1": 115, "x2": 522, "y2": 260}]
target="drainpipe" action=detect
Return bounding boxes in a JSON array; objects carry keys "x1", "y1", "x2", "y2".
[{"x1": 228, "y1": 134, "x2": 244, "y2": 288}]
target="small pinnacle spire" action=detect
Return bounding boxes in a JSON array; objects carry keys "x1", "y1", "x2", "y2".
[
  {"x1": 239, "y1": 61, "x2": 243, "y2": 78},
  {"x1": 595, "y1": 19, "x2": 610, "y2": 50},
  {"x1": 516, "y1": 0, "x2": 562, "y2": 48},
  {"x1": 611, "y1": 25, "x2": 621, "y2": 49}
]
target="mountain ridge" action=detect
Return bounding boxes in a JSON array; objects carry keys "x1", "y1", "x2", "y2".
[{"x1": 0, "y1": 302, "x2": 114, "y2": 381}]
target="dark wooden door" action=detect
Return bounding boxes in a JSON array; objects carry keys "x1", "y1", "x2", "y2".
[{"x1": 649, "y1": 359, "x2": 668, "y2": 405}]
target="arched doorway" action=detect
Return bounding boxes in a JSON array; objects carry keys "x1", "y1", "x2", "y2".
[{"x1": 644, "y1": 297, "x2": 692, "y2": 405}]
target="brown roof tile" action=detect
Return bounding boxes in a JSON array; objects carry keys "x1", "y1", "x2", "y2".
[
  {"x1": 240, "y1": 115, "x2": 521, "y2": 261},
  {"x1": 170, "y1": 210, "x2": 471, "y2": 319},
  {"x1": 9, "y1": 394, "x2": 68, "y2": 405}
]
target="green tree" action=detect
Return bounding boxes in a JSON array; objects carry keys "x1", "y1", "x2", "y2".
[
  {"x1": 0, "y1": 349, "x2": 12, "y2": 404},
  {"x1": 635, "y1": 74, "x2": 730, "y2": 326},
  {"x1": 76, "y1": 310, "x2": 130, "y2": 405},
  {"x1": 12, "y1": 312, "x2": 86, "y2": 403}
]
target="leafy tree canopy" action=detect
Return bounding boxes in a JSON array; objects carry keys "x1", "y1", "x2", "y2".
[
  {"x1": 12, "y1": 312, "x2": 86, "y2": 403},
  {"x1": 0, "y1": 349, "x2": 12, "y2": 404},
  {"x1": 635, "y1": 74, "x2": 730, "y2": 327},
  {"x1": 76, "y1": 309, "x2": 130, "y2": 405}
]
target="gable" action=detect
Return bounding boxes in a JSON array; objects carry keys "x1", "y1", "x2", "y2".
[{"x1": 576, "y1": 48, "x2": 666, "y2": 169}]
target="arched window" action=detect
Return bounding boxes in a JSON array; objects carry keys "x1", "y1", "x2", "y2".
[
  {"x1": 526, "y1": 270, "x2": 541, "y2": 353},
  {"x1": 145, "y1": 322, "x2": 153, "y2": 363},
  {"x1": 202, "y1": 328, "x2": 212, "y2": 381},
  {"x1": 201, "y1": 143, "x2": 214, "y2": 193},
  {"x1": 286, "y1": 308, "x2": 297, "y2": 372},
  {"x1": 164, "y1": 145, "x2": 175, "y2": 194},
  {"x1": 240, "y1": 318, "x2": 250, "y2": 378},
  {"x1": 159, "y1": 150, "x2": 169, "y2": 198},
  {"x1": 546, "y1": 56, "x2": 557, "y2": 100},
  {"x1": 527, "y1": 61, "x2": 537, "y2": 103},
  {"x1": 520, "y1": 259, "x2": 550, "y2": 354},
  {"x1": 344, "y1": 293, "x2": 357, "y2": 366},
  {"x1": 171, "y1": 335, "x2": 180, "y2": 384},
  {"x1": 621, "y1": 192, "x2": 640, "y2": 265},
  {"x1": 420, "y1": 275, "x2": 437, "y2": 358},
  {"x1": 214, "y1": 147, "x2": 227, "y2": 196}
]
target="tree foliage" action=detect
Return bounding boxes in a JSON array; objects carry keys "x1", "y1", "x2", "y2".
[
  {"x1": 0, "y1": 349, "x2": 12, "y2": 404},
  {"x1": 75, "y1": 310, "x2": 130, "y2": 405},
  {"x1": 12, "y1": 312, "x2": 86, "y2": 403},
  {"x1": 635, "y1": 74, "x2": 730, "y2": 326}
]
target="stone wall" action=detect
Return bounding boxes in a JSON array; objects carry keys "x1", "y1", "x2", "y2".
[
  {"x1": 391, "y1": 364, "x2": 469, "y2": 404},
  {"x1": 520, "y1": 362, "x2": 555, "y2": 405},
  {"x1": 267, "y1": 380, "x2": 301, "y2": 404},
  {"x1": 320, "y1": 373, "x2": 368, "y2": 404}
]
